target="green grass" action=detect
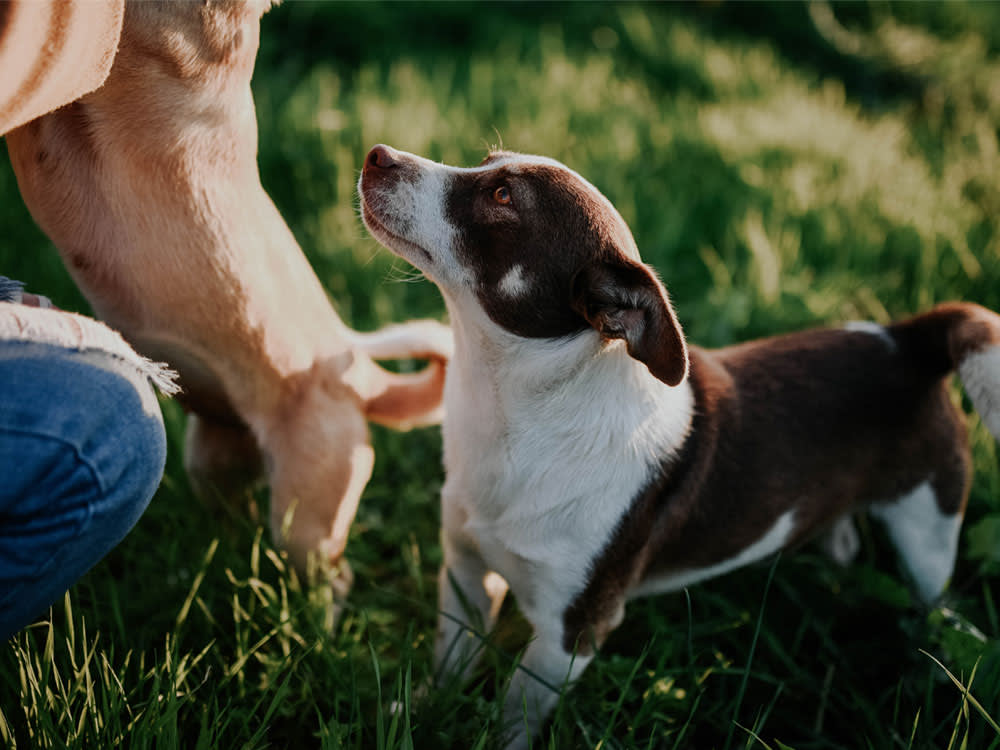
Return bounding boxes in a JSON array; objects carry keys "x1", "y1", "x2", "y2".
[{"x1": 3, "y1": 2, "x2": 1000, "y2": 747}]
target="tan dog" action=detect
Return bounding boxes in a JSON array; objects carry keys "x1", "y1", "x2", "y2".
[{"x1": 5, "y1": 1, "x2": 451, "y2": 595}]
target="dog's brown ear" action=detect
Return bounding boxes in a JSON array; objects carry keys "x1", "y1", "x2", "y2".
[{"x1": 571, "y1": 259, "x2": 688, "y2": 385}]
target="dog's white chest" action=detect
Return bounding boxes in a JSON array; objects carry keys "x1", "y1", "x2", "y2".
[{"x1": 442, "y1": 340, "x2": 695, "y2": 612}]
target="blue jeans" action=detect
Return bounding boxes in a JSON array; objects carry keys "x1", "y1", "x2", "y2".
[{"x1": 0, "y1": 340, "x2": 166, "y2": 640}]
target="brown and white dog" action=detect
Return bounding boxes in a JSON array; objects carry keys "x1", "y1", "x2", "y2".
[
  {"x1": 4, "y1": 2, "x2": 451, "y2": 595},
  {"x1": 358, "y1": 144, "x2": 1000, "y2": 748}
]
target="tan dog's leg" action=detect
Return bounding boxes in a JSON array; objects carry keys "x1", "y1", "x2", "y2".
[
  {"x1": 263, "y1": 386, "x2": 373, "y2": 597},
  {"x1": 184, "y1": 415, "x2": 264, "y2": 505}
]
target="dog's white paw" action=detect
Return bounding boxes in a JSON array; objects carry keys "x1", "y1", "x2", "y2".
[{"x1": 822, "y1": 515, "x2": 860, "y2": 566}]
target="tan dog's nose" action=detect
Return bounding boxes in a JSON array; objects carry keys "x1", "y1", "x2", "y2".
[{"x1": 366, "y1": 144, "x2": 400, "y2": 170}]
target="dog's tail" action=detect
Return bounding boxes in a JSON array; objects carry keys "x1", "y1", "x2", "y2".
[
  {"x1": 889, "y1": 302, "x2": 1000, "y2": 440},
  {"x1": 350, "y1": 319, "x2": 453, "y2": 430}
]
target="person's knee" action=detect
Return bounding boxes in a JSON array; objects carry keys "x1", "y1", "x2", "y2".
[
  {"x1": 0, "y1": 345, "x2": 168, "y2": 638},
  {"x1": 84, "y1": 370, "x2": 167, "y2": 545},
  {"x1": 30, "y1": 349, "x2": 167, "y2": 551},
  {"x1": 0, "y1": 343, "x2": 167, "y2": 518},
  {"x1": 118, "y1": 404, "x2": 166, "y2": 525},
  {"x1": 5, "y1": 344, "x2": 168, "y2": 549}
]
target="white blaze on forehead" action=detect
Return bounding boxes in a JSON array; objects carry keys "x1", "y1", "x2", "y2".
[
  {"x1": 497, "y1": 264, "x2": 530, "y2": 298},
  {"x1": 411, "y1": 165, "x2": 457, "y2": 255}
]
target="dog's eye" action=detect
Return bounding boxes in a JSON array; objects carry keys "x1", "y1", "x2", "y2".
[{"x1": 493, "y1": 186, "x2": 512, "y2": 205}]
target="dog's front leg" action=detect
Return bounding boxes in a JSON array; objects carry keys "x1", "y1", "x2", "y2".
[
  {"x1": 434, "y1": 529, "x2": 508, "y2": 683},
  {"x1": 261, "y1": 386, "x2": 374, "y2": 608},
  {"x1": 501, "y1": 619, "x2": 593, "y2": 750},
  {"x1": 184, "y1": 414, "x2": 264, "y2": 505}
]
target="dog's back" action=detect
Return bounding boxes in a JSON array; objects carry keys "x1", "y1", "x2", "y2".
[{"x1": 609, "y1": 306, "x2": 1000, "y2": 605}]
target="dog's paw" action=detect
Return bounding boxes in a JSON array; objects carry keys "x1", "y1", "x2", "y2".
[{"x1": 822, "y1": 515, "x2": 860, "y2": 566}]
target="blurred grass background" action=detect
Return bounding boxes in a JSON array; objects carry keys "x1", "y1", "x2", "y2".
[{"x1": 3, "y1": 1, "x2": 1000, "y2": 748}]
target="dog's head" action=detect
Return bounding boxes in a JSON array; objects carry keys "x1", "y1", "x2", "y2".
[{"x1": 359, "y1": 145, "x2": 687, "y2": 386}]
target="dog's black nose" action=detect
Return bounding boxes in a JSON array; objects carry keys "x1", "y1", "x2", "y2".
[{"x1": 367, "y1": 144, "x2": 399, "y2": 170}]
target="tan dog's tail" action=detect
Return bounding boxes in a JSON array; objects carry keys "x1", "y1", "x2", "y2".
[
  {"x1": 890, "y1": 302, "x2": 1000, "y2": 440},
  {"x1": 351, "y1": 320, "x2": 453, "y2": 430}
]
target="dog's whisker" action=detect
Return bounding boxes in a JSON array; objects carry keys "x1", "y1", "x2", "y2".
[{"x1": 383, "y1": 262, "x2": 426, "y2": 284}]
